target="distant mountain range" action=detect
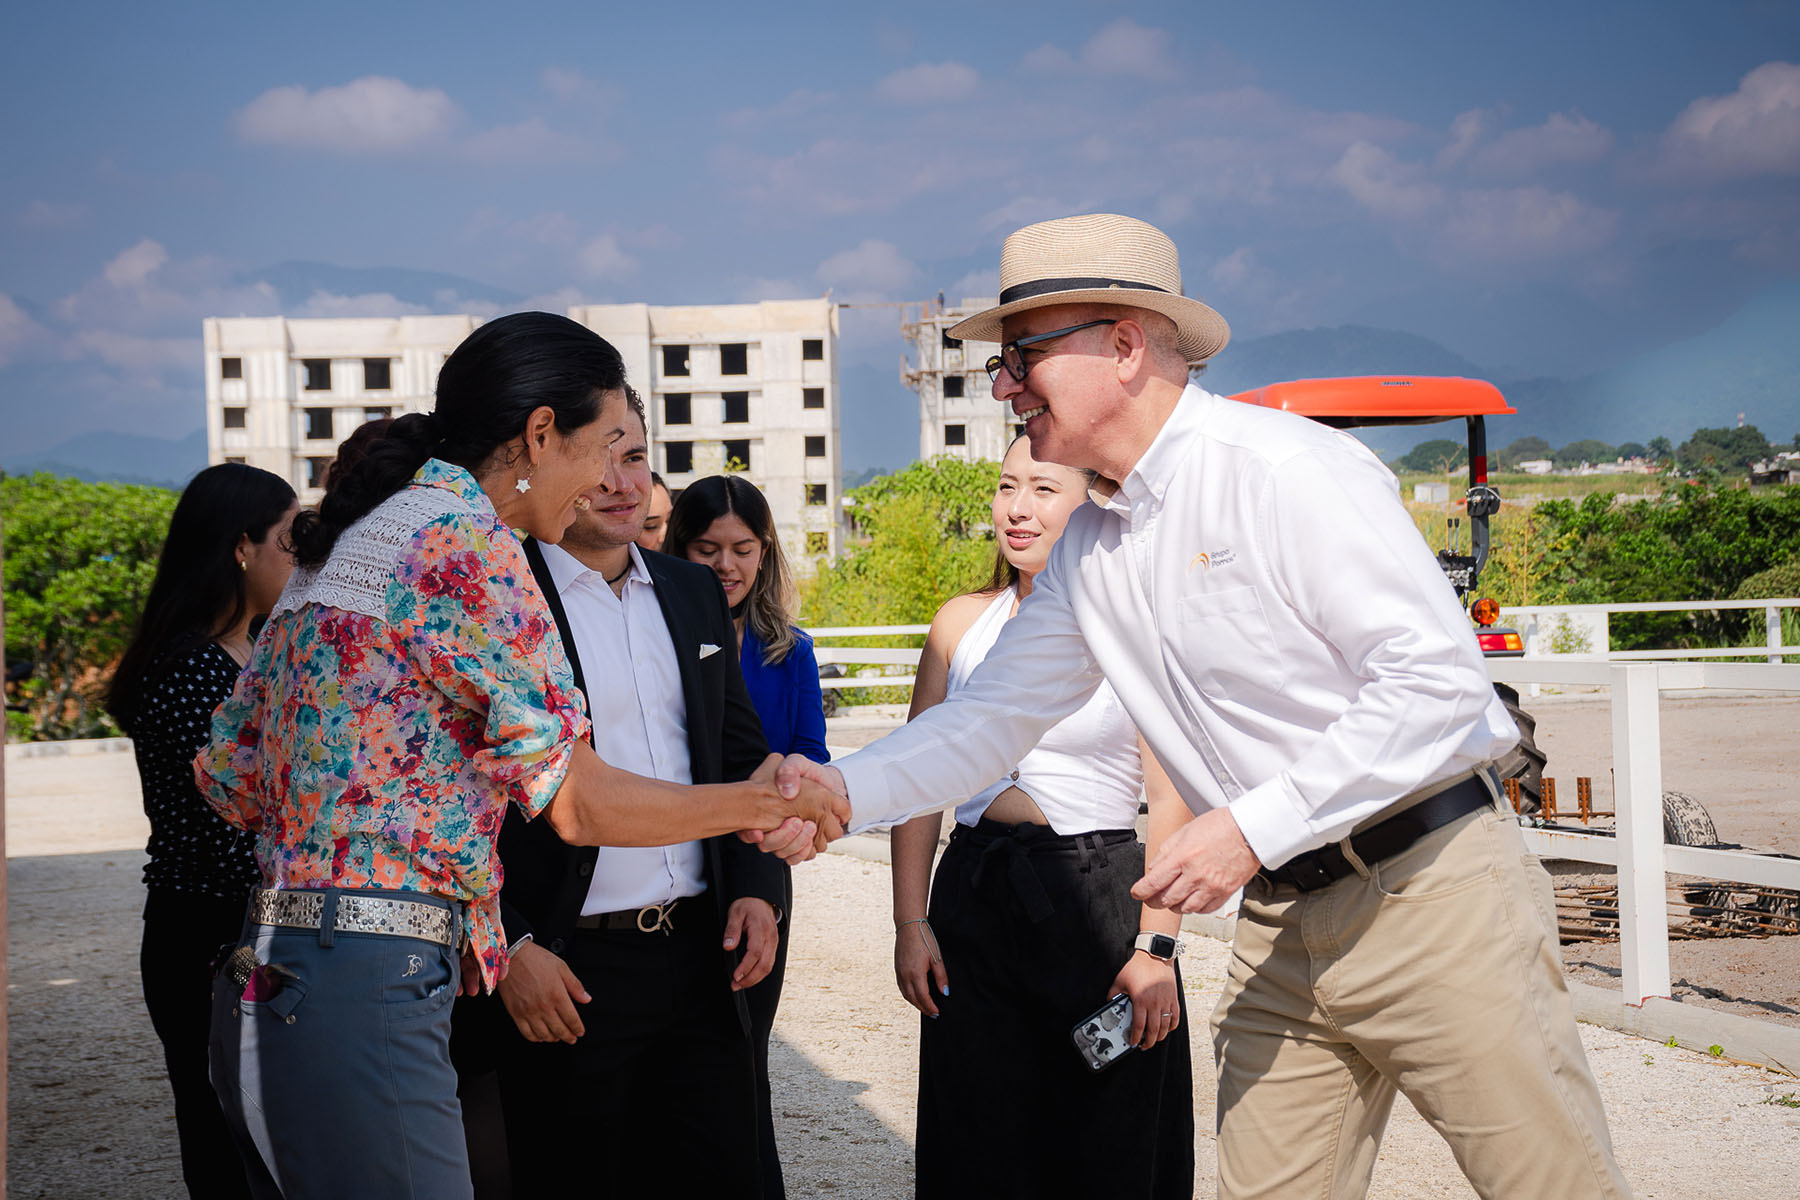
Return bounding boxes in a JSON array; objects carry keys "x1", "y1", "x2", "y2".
[
  {"x1": 7, "y1": 279, "x2": 1795, "y2": 487},
  {"x1": 1201, "y1": 282, "x2": 1800, "y2": 460}
]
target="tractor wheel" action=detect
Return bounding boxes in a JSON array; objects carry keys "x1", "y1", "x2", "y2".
[
  {"x1": 1493, "y1": 683, "x2": 1546, "y2": 815},
  {"x1": 1661, "y1": 790, "x2": 1720, "y2": 847}
]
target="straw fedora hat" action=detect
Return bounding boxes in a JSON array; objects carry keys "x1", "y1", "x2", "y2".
[{"x1": 947, "y1": 213, "x2": 1230, "y2": 365}]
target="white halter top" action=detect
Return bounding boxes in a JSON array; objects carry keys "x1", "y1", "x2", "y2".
[{"x1": 944, "y1": 586, "x2": 1144, "y2": 834}]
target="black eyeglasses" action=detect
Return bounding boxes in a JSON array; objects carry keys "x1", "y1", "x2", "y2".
[{"x1": 984, "y1": 320, "x2": 1118, "y2": 385}]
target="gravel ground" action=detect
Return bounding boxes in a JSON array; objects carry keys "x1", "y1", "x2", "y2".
[{"x1": 8, "y1": 736, "x2": 1800, "y2": 1198}]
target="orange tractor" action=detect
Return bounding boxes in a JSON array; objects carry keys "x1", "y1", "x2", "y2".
[{"x1": 1228, "y1": 376, "x2": 1546, "y2": 811}]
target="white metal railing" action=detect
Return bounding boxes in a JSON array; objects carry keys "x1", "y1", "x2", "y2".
[
  {"x1": 1490, "y1": 658, "x2": 1800, "y2": 1007},
  {"x1": 1500, "y1": 598, "x2": 1800, "y2": 664},
  {"x1": 809, "y1": 626, "x2": 928, "y2": 693},
  {"x1": 807, "y1": 624, "x2": 1800, "y2": 1010}
]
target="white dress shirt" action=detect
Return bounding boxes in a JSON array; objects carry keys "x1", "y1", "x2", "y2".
[
  {"x1": 537, "y1": 541, "x2": 706, "y2": 911},
  {"x1": 839, "y1": 384, "x2": 1519, "y2": 868}
]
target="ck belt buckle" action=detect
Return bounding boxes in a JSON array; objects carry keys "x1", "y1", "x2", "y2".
[{"x1": 636, "y1": 901, "x2": 678, "y2": 934}]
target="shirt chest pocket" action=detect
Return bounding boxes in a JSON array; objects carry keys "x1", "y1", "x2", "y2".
[{"x1": 1174, "y1": 584, "x2": 1285, "y2": 699}]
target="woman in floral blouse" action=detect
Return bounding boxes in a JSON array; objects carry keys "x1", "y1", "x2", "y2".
[{"x1": 197, "y1": 312, "x2": 845, "y2": 1200}]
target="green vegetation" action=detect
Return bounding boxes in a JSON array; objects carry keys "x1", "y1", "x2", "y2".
[
  {"x1": 1676, "y1": 425, "x2": 1774, "y2": 472},
  {"x1": 3, "y1": 473, "x2": 178, "y2": 740},
  {"x1": 800, "y1": 457, "x2": 1001, "y2": 704},
  {"x1": 1396, "y1": 438, "x2": 1467, "y2": 473}
]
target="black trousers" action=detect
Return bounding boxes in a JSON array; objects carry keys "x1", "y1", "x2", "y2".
[
  {"x1": 742, "y1": 861, "x2": 790, "y2": 1200},
  {"x1": 140, "y1": 888, "x2": 259, "y2": 1200},
  {"x1": 496, "y1": 901, "x2": 763, "y2": 1199},
  {"x1": 916, "y1": 821, "x2": 1195, "y2": 1200}
]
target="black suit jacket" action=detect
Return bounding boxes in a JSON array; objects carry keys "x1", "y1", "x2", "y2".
[{"x1": 492, "y1": 540, "x2": 781, "y2": 1035}]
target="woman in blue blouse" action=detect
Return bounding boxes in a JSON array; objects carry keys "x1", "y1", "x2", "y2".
[{"x1": 666, "y1": 474, "x2": 827, "y2": 1200}]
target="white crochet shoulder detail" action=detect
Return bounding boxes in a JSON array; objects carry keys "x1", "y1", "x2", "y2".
[{"x1": 273, "y1": 486, "x2": 478, "y2": 622}]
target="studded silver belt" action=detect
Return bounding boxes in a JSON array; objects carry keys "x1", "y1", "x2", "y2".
[{"x1": 248, "y1": 889, "x2": 456, "y2": 948}]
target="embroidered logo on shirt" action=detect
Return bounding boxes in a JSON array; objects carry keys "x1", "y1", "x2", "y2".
[
  {"x1": 1188, "y1": 548, "x2": 1237, "y2": 573},
  {"x1": 699, "y1": 643, "x2": 722, "y2": 659}
]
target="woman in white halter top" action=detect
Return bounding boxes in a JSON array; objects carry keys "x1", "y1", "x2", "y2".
[{"x1": 891, "y1": 437, "x2": 1194, "y2": 1199}]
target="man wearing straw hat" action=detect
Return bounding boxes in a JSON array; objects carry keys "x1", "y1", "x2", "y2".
[{"x1": 775, "y1": 215, "x2": 1632, "y2": 1197}]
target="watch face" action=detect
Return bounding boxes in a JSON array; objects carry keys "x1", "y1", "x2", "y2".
[{"x1": 1149, "y1": 934, "x2": 1176, "y2": 958}]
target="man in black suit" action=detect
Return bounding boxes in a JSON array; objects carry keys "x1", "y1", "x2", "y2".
[{"x1": 456, "y1": 397, "x2": 785, "y2": 1198}]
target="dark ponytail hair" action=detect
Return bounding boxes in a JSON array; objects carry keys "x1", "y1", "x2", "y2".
[
  {"x1": 107, "y1": 463, "x2": 296, "y2": 733},
  {"x1": 288, "y1": 311, "x2": 626, "y2": 567}
]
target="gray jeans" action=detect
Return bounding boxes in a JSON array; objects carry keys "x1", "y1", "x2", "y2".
[{"x1": 209, "y1": 889, "x2": 471, "y2": 1200}]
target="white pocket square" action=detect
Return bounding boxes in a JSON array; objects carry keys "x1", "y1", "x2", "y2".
[{"x1": 699, "y1": 643, "x2": 721, "y2": 659}]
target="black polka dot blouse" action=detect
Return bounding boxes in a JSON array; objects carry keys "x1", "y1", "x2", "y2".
[{"x1": 131, "y1": 640, "x2": 260, "y2": 900}]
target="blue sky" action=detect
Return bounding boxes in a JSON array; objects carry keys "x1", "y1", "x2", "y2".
[{"x1": 2, "y1": 0, "x2": 1796, "y2": 465}]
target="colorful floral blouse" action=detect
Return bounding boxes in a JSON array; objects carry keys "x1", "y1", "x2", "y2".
[{"x1": 196, "y1": 459, "x2": 590, "y2": 989}]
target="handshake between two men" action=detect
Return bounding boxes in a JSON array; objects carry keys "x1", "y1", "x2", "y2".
[{"x1": 746, "y1": 754, "x2": 1262, "y2": 914}]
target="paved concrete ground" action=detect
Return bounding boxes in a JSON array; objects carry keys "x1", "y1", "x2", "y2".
[{"x1": 8, "y1": 745, "x2": 1800, "y2": 1198}]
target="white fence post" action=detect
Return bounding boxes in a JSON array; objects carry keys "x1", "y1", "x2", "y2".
[
  {"x1": 1770, "y1": 605, "x2": 1783, "y2": 665},
  {"x1": 1611, "y1": 664, "x2": 1670, "y2": 1005}
]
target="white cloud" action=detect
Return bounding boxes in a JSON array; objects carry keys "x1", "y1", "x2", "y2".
[
  {"x1": 723, "y1": 88, "x2": 839, "y2": 130},
  {"x1": 19, "y1": 200, "x2": 86, "y2": 230},
  {"x1": 877, "y1": 61, "x2": 979, "y2": 105},
  {"x1": 102, "y1": 238, "x2": 169, "y2": 289},
  {"x1": 1328, "y1": 142, "x2": 1444, "y2": 218},
  {"x1": 1659, "y1": 60, "x2": 1800, "y2": 181},
  {"x1": 293, "y1": 290, "x2": 430, "y2": 318},
  {"x1": 236, "y1": 76, "x2": 461, "y2": 154},
  {"x1": 947, "y1": 268, "x2": 1000, "y2": 305},
  {"x1": 1437, "y1": 108, "x2": 1498, "y2": 169},
  {"x1": 507, "y1": 212, "x2": 583, "y2": 249},
  {"x1": 817, "y1": 239, "x2": 916, "y2": 295},
  {"x1": 1442, "y1": 186, "x2": 1618, "y2": 260},
  {"x1": 463, "y1": 117, "x2": 595, "y2": 165},
  {"x1": 1468, "y1": 111, "x2": 1612, "y2": 177},
  {"x1": 0, "y1": 293, "x2": 51, "y2": 364},
  {"x1": 1210, "y1": 247, "x2": 1257, "y2": 288},
  {"x1": 1082, "y1": 18, "x2": 1179, "y2": 82},
  {"x1": 70, "y1": 329, "x2": 196, "y2": 372},
  {"x1": 1020, "y1": 44, "x2": 1077, "y2": 74},
  {"x1": 577, "y1": 235, "x2": 638, "y2": 279},
  {"x1": 977, "y1": 196, "x2": 1071, "y2": 234}
]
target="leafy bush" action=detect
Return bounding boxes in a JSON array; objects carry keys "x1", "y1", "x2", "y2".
[{"x1": 2, "y1": 473, "x2": 177, "y2": 739}]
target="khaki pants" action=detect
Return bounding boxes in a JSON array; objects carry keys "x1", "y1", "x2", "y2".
[{"x1": 1212, "y1": 806, "x2": 1634, "y2": 1200}]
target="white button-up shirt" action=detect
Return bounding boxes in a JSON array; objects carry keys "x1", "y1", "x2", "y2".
[
  {"x1": 537, "y1": 542, "x2": 706, "y2": 911},
  {"x1": 839, "y1": 384, "x2": 1518, "y2": 868}
]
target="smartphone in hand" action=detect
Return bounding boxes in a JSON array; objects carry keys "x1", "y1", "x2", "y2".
[{"x1": 1071, "y1": 992, "x2": 1136, "y2": 1072}]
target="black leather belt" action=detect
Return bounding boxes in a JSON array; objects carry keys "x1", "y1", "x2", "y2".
[
  {"x1": 1257, "y1": 773, "x2": 1495, "y2": 893},
  {"x1": 574, "y1": 899, "x2": 683, "y2": 934}
]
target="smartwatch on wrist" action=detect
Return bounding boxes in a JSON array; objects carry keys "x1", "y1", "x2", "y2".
[{"x1": 1134, "y1": 931, "x2": 1181, "y2": 962}]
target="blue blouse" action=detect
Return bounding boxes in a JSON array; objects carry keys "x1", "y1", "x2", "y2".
[{"x1": 740, "y1": 625, "x2": 830, "y2": 764}]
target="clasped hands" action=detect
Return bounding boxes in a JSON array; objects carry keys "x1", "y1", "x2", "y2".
[{"x1": 739, "y1": 753, "x2": 853, "y2": 865}]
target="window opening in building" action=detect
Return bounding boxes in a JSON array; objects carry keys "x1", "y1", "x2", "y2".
[
  {"x1": 306, "y1": 457, "x2": 331, "y2": 489},
  {"x1": 941, "y1": 329, "x2": 961, "y2": 349},
  {"x1": 720, "y1": 343, "x2": 748, "y2": 376},
  {"x1": 944, "y1": 423, "x2": 966, "y2": 446},
  {"x1": 943, "y1": 375, "x2": 965, "y2": 398},
  {"x1": 665, "y1": 392, "x2": 692, "y2": 425},
  {"x1": 723, "y1": 439, "x2": 751, "y2": 471},
  {"x1": 302, "y1": 359, "x2": 331, "y2": 391},
  {"x1": 225, "y1": 456, "x2": 246, "y2": 465},
  {"x1": 805, "y1": 531, "x2": 830, "y2": 555},
  {"x1": 804, "y1": 435, "x2": 826, "y2": 458},
  {"x1": 220, "y1": 357, "x2": 243, "y2": 380},
  {"x1": 223, "y1": 407, "x2": 247, "y2": 430},
  {"x1": 723, "y1": 391, "x2": 749, "y2": 423},
  {"x1": 362, "y1": 358, "x2": 392, "y2": 390},
  {"x1": 803, "y1": 387, "x2": 824, "y2": 409},
  {"x1": 806, "y1": 483, "x2": 828, "y2": 506},
  {"x1": 665, "y1": 441, "x2": 694, "y2": 474},
  {"x1": 363, "y1": 406, "x2": 391, "y2": 422},
  {"x1": 304, "y1": 408, "x2": 333, "y2": 440},
  {"x1": 802, "y1": 338, "x2": 823, "y2": 361},
  {"x1": 662, "y1": 345, "x2": 690, "y2": 378}
]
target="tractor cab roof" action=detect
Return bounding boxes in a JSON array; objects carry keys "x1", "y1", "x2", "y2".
[{"x1": 1227, "y1": 375, "x2": 1514, "y2": 429}]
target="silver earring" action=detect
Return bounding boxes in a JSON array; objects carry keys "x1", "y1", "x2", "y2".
[{"x1": 514, "y1": 475, "x2": 532, "y2": 494}]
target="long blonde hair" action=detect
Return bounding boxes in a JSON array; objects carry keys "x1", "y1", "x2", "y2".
[{"x1": 665, "y1": 475, "x2": 798, "y2": 665}]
